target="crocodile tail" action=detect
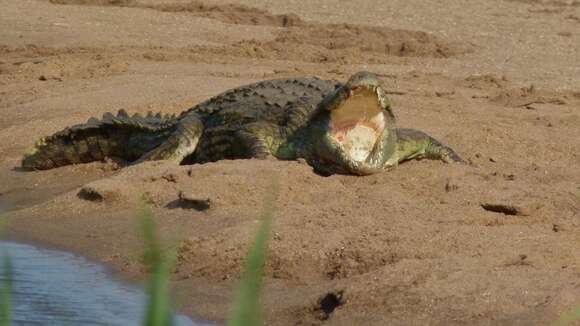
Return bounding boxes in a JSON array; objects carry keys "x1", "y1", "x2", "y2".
[{"x1": 21, "y1": 110, "x2": 178, "y2": 170}]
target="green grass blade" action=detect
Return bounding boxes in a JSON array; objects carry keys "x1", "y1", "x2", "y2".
[
  {"x1": 0, "y1": 254, "x2": 12, "y2": 326},
  {"x1": 552, "y1": 306, "x2": 580, "y2": 326},
  {"x1": 0, "y1": 214, "x2": 12, "y2": 326},
  {"x1": 228, "y1": 177, "x2": 279, "y2": 326},
  {"x1": 139, "y1": 205, "x2": 175, "y2": 326}
]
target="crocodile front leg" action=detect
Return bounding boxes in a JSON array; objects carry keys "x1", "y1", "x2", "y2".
[
  {"x1": 395, "y1": 128, "x2": 464, "y2": 164},
  {"x1": 135, "y1": 113, "x2": 204, "y2": 164},
  {"x1": 231, "y1": 122, "x2": 283, "y2": 160}
]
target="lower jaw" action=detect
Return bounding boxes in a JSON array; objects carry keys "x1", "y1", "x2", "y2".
[
  {"x1": 326, "y1": 152, "x2": 386, "y2": 175},
  {"x1": 311, "y1": 155, "x2": 384, "y2": 175},
  {"x1": 333, "y1": 134, "x2": 394, "y2": 175},
  {"x1": 347, "y1": 161, "x2": 385, "y2": 175}
]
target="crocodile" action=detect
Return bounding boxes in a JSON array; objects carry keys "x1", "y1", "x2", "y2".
[{"x1": 21, "y1": 71, "x2": 463, "y2": 175}]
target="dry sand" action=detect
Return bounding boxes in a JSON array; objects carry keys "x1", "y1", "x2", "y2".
[{"x1": 1, "y1": 0, "x2": 579, "y2": 325}]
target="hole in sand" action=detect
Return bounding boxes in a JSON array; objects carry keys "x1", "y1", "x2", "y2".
[
  {"x1": 317, "y1": 290, "x2": 345, "y2": 320},
  {"x1": 77, "y1": 187, "x2": 104, "y2": 202},
  {"x1": 481, "y1": 203, "x2": 523, "y2": 216},
  {"x1": 166, "y1": 191, "x2": 211, "y2": 211}
]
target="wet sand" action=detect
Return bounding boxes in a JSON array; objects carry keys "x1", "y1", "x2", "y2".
[{"x1": 1, "y1": 0, "x2": 579, "y2": 325}]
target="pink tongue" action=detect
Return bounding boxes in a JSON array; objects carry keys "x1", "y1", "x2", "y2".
[{"x1": 332, "y1": 123, "x2": 379, "y2": 162}]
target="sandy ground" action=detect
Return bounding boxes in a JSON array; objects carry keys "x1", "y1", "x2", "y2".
[{"x1": 1, "y1": 0, "x2": 579, "y2": 325}]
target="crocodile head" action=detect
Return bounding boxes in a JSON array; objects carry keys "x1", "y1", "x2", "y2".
[{"x1": 308, "y1": 71, "x2": 397, "y2": 175}]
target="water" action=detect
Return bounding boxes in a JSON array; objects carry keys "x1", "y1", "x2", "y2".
[{"x1": 0, "y1": 241, "x2": 212, "y2": 326}]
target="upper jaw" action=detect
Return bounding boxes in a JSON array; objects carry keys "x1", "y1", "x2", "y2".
[{"x1": 319, "y1": 71, "x2": 391, "y2": 114}]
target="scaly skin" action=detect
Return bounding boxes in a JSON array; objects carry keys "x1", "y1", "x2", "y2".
[{"x1": 22, "y1": 71, "x2": 463, "y2": 175}]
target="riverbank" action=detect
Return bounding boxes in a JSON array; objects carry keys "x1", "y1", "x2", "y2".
[{"x1": 1, "y1": 0, "x2": 579, "y2": 325}]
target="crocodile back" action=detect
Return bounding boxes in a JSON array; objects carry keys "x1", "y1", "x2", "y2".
[{"x1": 184, "y1": 77, "x2": 341, "y2": 163}]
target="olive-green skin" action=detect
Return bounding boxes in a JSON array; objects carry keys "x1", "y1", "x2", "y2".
[{"x1": 22, "y1": 72, "x2": 462, "y2": 175}]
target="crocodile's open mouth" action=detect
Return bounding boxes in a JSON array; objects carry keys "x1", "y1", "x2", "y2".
[
  {"x1": 329, "y1": 87, "x2": 387, "y2": 163},
  {"x1": 310, "y1": 71, "x2": 396, "y2": 175}
]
